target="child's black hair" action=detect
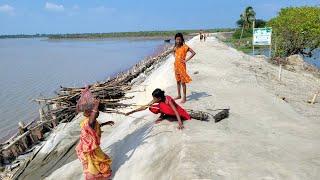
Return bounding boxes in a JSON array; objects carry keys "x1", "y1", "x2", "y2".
[
  {"x1": 152, "y1": 88, "x2": 166, "y2": 102},
  {"x1": 175, "y1": 33, "x2": 185, "y2": 46}
]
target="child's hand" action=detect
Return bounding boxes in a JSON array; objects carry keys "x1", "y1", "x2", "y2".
[
  {"x1": 93, "y1": 99, "x2": 100, "y2": 106},
  {"x1": 177, "y1": 122, "x2": 184, "y2": 130},
  {"x1": 185, "y1": 56, "x2": 192, "y2": 62}
]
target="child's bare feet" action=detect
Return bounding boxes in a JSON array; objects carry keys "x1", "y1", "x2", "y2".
[
  {"x1": 155, "y1": 118, "x2": 163, "y2": 124},
  {"x1": 174, "y1": 96, "x2": 181, "y2": 100},
  {"x1": 180, "y1": 98, "x2": 186, "y2": 103}
]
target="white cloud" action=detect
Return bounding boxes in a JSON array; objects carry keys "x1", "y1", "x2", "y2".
[
  {"x1": 90, "y1": 6, "x2": 116, "y2": 14},
  {"x1": 0, "y1": 4, "x2": 15, "y2": 15},
  {"x1": 45, "y1": 2, "x2": 64, "y2": 12}
]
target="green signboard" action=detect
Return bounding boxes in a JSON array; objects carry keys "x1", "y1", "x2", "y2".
[{"x1": 253, "y1": 27, "x2": 272, "y2": 46}]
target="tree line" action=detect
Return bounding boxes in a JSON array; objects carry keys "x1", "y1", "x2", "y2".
[{"x1": 234, "y1": 6, "x2": 320, "y2": 58}]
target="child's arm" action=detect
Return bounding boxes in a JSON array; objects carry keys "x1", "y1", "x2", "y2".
[
  {"x1": 169, "y1": 47, "x2": 176, "y2": 55},
  {"x1": 125, "y1": 100, "x2": 155, "y2": 116},
  {"x1": 168, "y1": 100, "x2": 184, "y2": 130},
  {"x1": 185, "y1": 47, "x2": 196, "y2": 62},
  {"x1": 89, "y1": 99, "x2": 100, "y2": 129}
]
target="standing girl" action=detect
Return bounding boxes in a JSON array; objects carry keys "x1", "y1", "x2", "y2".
[{"x1": 173, "y1": 33, "x2": 196, "y2": 103}]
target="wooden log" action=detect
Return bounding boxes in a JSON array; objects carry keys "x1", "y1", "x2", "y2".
[
  {"x1": 47, "y1": 106, "x2": 74, "y2": 114},
  {"x1": 20, "y1": 136, "x2": 28, "y2": 150},
  {"x1": 11, "y1": 145, "x2": 19, "y2": 157},
  {"x1": 39, "y1": 108, "x2": 45, "y2": 121},
  {"x1": 34, "y1": 95, "x2": 69, "y2": 102},
  {"x1": 17, "y1": 144, "x2": 23, "y2": 153},
  {"x1": 29, "y1": 133, "x2": 38, "y2": 144},
  {"x1": 308, "y1": 91, "x2": 319, "y2": 104},
  {"x1": 28, "y1": 133, "x2": 35, "y2": 144},
  {"x1": 3, "y1": 131, "x2": 29, "y2": 151},
  {"x1": 51, "y1": 114, "x2": 58, "y2": 127}
]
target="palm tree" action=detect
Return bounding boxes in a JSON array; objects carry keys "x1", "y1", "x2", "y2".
[
  {"x1": 243, "y1": 6, "x2": 256, "y2": 28},
  {"x1": 239, "y1": 6, "x2": 256, "y2": 43}
]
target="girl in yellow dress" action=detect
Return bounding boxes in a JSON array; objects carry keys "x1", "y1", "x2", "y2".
[{"x1": 76, "y1": 99, "x2": 114, "y2": 180}]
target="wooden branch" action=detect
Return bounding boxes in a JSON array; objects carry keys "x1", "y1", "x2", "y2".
[{"x1": 308, "y1": 91, "x2": 319, "y2": 104}]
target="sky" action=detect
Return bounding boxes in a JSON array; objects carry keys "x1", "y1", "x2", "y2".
[{"x1": 0, "y1": 0, "x2": 319, "y2": 35}]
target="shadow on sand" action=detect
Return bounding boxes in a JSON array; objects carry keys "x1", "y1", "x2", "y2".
[
  {"x1": 106, "y1": 117, "x2": 173, "y2": 178},
  {"x1": 186, "y1": 91, "x2": 212, "y2": 101}
]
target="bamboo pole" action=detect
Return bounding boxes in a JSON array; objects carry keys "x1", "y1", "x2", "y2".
[
  {"x1": 278, "y1": 64, "x2": 282, "y2": 81},
  {"x1": 269, "y1": 43, "x2": 272, "y2": 59}
]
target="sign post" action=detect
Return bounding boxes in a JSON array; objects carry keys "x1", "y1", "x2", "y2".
[
  {"x1": 252, "y1": 21, "x2": 255, "y2": 56},
  {"x1": 252, "y1": 27, "x2": 272, "y2": 58}
]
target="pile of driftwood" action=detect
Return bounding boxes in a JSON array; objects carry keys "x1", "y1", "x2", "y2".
[{"x1": 0, "y1": 46, "x2": 173, "y2": 166}]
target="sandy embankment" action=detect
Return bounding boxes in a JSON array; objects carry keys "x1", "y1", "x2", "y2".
[{"x1": 42, "y1": 35, "x2": 320, "y2": 179}]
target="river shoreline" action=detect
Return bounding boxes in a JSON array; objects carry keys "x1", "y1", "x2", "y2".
[{"x1": 0, "y1": 28, "x2": 234, "y2": 39}]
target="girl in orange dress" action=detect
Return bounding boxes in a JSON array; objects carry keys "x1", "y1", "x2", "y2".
[
  {"x1": 173, "y1": 33, "x2": 196, "y2": 103},
  {"x1": 76, "y1": 99, "x2": 114, "y2": 180}
]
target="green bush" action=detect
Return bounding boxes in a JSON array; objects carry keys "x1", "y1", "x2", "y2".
[
  {"x1": 232, "y1": 28, "x2": 252, "y2": 39},
  {"x1": 268, "y1": 6, "x2": 320, "y2": 57}
]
